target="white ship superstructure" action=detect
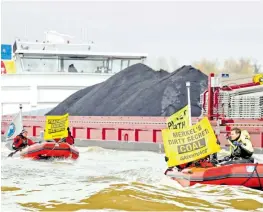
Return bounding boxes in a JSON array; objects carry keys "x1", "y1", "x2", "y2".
[{"x1": 1, "y1": 31, "x2": 147, "y2": 115}]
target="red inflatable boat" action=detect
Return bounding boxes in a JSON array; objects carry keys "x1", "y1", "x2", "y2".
[
  {"x1": 165, "y1": 163, "x2": 263, "y2": 190},
  {"x1": 19, "y1": 142, "x2": 79, "y2": 160}
]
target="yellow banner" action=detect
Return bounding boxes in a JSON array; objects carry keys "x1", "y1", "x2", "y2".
[
  {"x1": 162, "y1": 117, "x2": 221, "y2": 167},
  {"x1": 167, "y1": 105, "x2": 189, "y2": 130},
  {"x1": 44, "y1": 113, "x2": 69, "y2": 140}
]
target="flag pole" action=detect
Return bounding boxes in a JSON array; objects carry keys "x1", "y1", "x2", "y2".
[
  {"x1": 186, "y1": 81, "x2": 192, "y2": 126},
  {"x1": 19, "y1": 104, "x2": 23, "y2": 129}
]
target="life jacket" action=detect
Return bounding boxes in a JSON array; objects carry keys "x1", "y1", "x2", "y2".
[
  {"x1": 13, "y1": 134, "x2": 35, "y2": 150},
  {"x1": 65, "y1": 134, "x2": 74, "y2": 145},
  {"x1": 188, "y1": 157, "x2": 215, "y2": 168},
  {"x1": 228, "y1": 130, "x2": 254, "y2": 156},
  {"x1": 177, "y1": 163, "x2": 189, "y2": 170},
  {"x1": 195, "y1": 160, "x2": 214, "y2": 168}
]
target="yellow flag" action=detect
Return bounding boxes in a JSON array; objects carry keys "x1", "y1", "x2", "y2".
[
  {"x1": 44, "y1": 113, "x2": 69, "y2": 140},
  {"x1": 253, "y1": 73, "x2": 263, "y2": 85},
  {"x1": 3, "y1": 60, "x2": 16, "y2": 74},
  {"x1": 167, "y1": 105, "x2": 189, "y2": 130},
  {"x1": 162, "y1": 117, "x2": 221, "y2": 167}
]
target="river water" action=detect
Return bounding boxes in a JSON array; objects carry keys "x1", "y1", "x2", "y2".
[{"x1": 1, "y1": 143, "x2": 263, "y2": 212}]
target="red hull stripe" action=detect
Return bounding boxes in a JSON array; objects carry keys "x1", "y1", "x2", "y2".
[
  {"x1": 21, "y1": 147, "x2": 79, "y2": 156},
  {"x1": 167, "y1": 173, "x2": 263, "y2": 182}
]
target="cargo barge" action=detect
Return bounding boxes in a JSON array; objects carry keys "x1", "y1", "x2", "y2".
[{"x1": 1, "y1": 73, "x2": 263, "y2": 153}]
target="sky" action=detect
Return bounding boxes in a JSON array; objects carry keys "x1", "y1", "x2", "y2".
[{"x1": 1, "y1": 0, "x2": 263, "y2": 69}]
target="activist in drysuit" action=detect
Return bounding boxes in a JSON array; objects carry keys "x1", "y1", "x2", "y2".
[
  {"x1": 223, "y1": 127, "x2": 254, "y2": 162},
  {"x1": 53, "y1": 127, "x2": 75, "y2": 145},
  {"x1": 12, "y1": 130, "x2": 36, "y2": 150}
]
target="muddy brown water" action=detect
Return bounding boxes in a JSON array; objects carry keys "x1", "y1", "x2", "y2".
[{"x1": 1, "y1": 144, "x2": 263, "y2": 212}]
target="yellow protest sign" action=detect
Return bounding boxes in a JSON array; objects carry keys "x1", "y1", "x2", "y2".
[
  {"x1": 162, "y1": 117, "x2": 221, "y2": 167},
  {"x1": 167, "y1": 105, "x2": 189, "y2": 130},
  {"x1": 44, "y1": 113, "x2": 69, "y2": 140}
]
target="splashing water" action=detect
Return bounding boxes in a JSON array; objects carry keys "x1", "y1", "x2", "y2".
[{"x1": 1, "y1": 143, "x2": 263, "y2": 211}]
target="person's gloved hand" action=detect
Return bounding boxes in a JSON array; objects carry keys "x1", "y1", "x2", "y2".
[
  {"x1": 211, "y1": 159, "x2": 218, "y2": 165},
  {"x1": 223, "y1": 156, "x2": 231, "y2": 161},
  {"x1": 232, "y1": 147, "x2": 241, "y2": 157},
  {"x1": 233, "y1": 141, "x2": 241, "y2": 147}
]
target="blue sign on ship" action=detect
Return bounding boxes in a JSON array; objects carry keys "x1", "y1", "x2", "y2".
[
  {"x1": 221, "y1": 73, "x2": 229, "y2": 78},
  {"x1": 1, "y1": 44, "x2": 12, "y2": 60}
]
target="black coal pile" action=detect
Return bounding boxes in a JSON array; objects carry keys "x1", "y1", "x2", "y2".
[{"x1": 46, "y1": 64, "x2": 208, "y2": 117}]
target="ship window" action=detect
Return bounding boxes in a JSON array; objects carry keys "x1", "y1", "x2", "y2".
[
  {"x1": 18, "y1": 55, "x2": 143, "y2": 73},
  {"x1": 20, "y1": 56, "x2": 59, "y2": 73},
  {"x1": 63, "y1": 59, "x2": 106, "y2": 73}
]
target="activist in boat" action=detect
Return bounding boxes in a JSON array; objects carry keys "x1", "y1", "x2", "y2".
[
  {"x1": 53, "y1": 127, "x2": 75, "y2": 145},
  {"x1": 165, "y1": 127, "x2": 255, "y2": 170},
  {"x1": 11, "y1": 127, "x2": 74, "y2": 152},
  {"x1": 12, "y1": 129, "x2": 36, "y2": 151},
  {"x1": 221, "y1": 127, "x2": 254, "y2": 164}
]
